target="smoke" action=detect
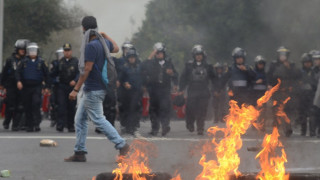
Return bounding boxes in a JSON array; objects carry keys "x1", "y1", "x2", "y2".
[{"x1": 254, "y1": 0, "x2": 320, "y2": 64}]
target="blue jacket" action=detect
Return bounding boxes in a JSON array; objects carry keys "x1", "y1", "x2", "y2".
[
  {"x1": 119, "y1": 62, "x2": 143, "y2": 90},
  {"x1": 16, "y1": 56, "x2": 50, "y2": 87}
]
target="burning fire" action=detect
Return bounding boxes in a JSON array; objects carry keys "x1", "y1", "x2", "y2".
[
  {"x1": 196, "y1": 80, "x2": 281, "y2": 180},
  {"x1": 255, "y1": 127, "x2": 289, "y2": 180},
  {"x1": 112, "y1": 139, "x2": 157, "y2": 180}
]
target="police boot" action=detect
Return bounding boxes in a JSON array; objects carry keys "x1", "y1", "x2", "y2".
[
  {"x1": 162, "y1": 126, "x2": 171, "y2": 136},
  {"x1": 64, "y1": 151, "x2": 87, "y2": 162}
]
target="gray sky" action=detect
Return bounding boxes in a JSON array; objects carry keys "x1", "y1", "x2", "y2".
[{"x1": 67, "y1": 0, "x2": 151, "y2": 44}]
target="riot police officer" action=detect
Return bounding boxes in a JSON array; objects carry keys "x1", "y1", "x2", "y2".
[
  {"x1": 116, "y1": 42, "x2": 135, "y2": 133},
  {"x1": 298, "y1": 53, "x2": 316, "y2": 136},
  {"x1": 0, "y1": 39, "x2": 29, "y2": 131},
  {"x1": 252, "y1": 55, "x2": 268, "y2": 104},
  {"x1": 267, "y1": 46, "x2": 300, "y2": 137},
  {"x1": 225, "y1": 47, "x2": 255, "y2": 106},
  {"x1": 118, "y1": 48, "x2": 143, "y2": 135},
  {"x1": 179, "y1": 45, "x2": 215, "y2": 135},
  {"x1": 51, "y1": 43, "x2": 79, "y2": 132},
  {"x1": 212, "y1": 62, "x2": 228, "y2": 123},
  {"x1": 49, "y1": 48, "x2": 63, "y2": 127},
  {"x1": 16, "y1": 42, "x2": 50, "y2": 132},
  {"x1": 142, "y1": 42, "x2": 178, "y2": 136}
]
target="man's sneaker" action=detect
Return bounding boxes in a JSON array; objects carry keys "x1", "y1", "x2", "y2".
[
  {"x1": 119, "y1": 143, "x2": 130, "y2": 157},
  {"x1": 64, "y1": 151, "x2": 87, "y2": 162}
]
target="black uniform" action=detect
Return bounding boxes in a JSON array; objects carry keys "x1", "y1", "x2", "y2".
[
  {"x1": 180, "y1": 60, "x2": 215, "y2": 134},
  {"x1": 142, "y1": 58, "x2": 178, "y2": 136},
  {"x1": 298, "y1": 67, "x2": 317, "y2": 136},
  {"x1": 118, "y1": 60, "x2": 143, "y2": 134},
  {"x1": 267, "y1": 60, "x2": 301, "y2": 136},
  {"x1": 251, "y1": 66, "x2": 268, "y2": 105},
  {"x1": 225, "y1": 64, "x2": 256, "y2": 106},
  {"x1": 51, "y1": 57, "x2": 79, "y2": 132},
  {"x1": 49, "y1": 59, "x2": 59, "y2": 127},
  {"x1": 1, "y1": 54, "x2": 24, "y2": 130},
  {"x1": 16, "y1": 56, "x2": 50, "y2": 132},
  {"x1": 212, "y1": 70, "x2": 228, "y2": 123}
]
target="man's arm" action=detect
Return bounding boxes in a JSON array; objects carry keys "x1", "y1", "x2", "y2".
[
  {"x1": 69, "y1": 61, "x2": 94, "y2": 100},
  {"x1": 100, "y1": 32, "x2": 119, "y2": 53}
]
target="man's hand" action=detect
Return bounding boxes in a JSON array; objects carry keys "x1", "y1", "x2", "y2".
[
  {"x1": 69, "y1": 80, "x2": 76, "y2": 87},
  {"x1": 116, "y1": 80, "x2": 121, "y2": 88},
  {"x1": 124, "y1": 82, "x2": 131, "y2": 89},
  {"x1": 69, "y1": 90, "x2": 78, "y2": 101},
  {"x1": 148, "y1": 50, "x2": 157, "y2": 60},
  {"x1": 100, "y1": 32, "x2": 108, "y2": 39},
  {"x1": 238, "y1": 65, "x2": 247, "y2": 71},
  {"x1": 17, "y1": 81, "x2": 23, "y2": 90},
  {"x1": 166, "y1": 69, "x2": 174, "y2": 76},
  {"x1": 256, "y1": 79, "x2": 263, "y2": 84},
  {"x1": 283, "y1": 61, "x2": 291, "y2": 69}
]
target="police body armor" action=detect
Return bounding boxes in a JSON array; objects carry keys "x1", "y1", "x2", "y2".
[
  {"x1": 229, "y1": 64, "x2": 250, "y2": 90},
  {"x1": 58, "y1": 58, "x2": 78, "y2": 84}
]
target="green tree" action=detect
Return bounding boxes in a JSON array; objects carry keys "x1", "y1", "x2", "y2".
[
  {"x1": 3, "y1": 0, "x2": 85, "y2": 61},
  {"x1": 131, "y1": 0, "x2": 271, "y2": 71}
]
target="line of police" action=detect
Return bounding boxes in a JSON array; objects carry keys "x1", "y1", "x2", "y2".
[{"x1": 2, "y1": 39, "x2": 320, "y2": 138}]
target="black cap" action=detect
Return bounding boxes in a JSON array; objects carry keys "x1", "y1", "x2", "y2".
[
  {"x1": 63, "y1": 43, "x2": 72, "y2": 50},
  {"x1": 82, "y1": 16, "x2": 97, "y2": 31}
]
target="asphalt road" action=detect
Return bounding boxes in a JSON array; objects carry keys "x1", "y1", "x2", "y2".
[{"x1": 0, "y1": 118, "x2": 320, "y2": 180}]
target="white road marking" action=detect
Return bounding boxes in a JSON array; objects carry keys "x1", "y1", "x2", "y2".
[{"x1": 0, "y1": 136, "x2": 320, "y2": 143}]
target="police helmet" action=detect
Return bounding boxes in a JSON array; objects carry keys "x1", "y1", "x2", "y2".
[
  {"x1": 191, "y1": 44, "x2": 206, "y2": 57},
  {"x1": 232, "y1": 47, "x2": 246, "y2": 59},
  {"x1": 14, "y1": 39, "x2": 30, "y2": 53},
  {"x1": 254, "y1": 55, "x2": 266, "y2": 64},
  {"x1": 122, "y1": 41, "x2": 133, "y2": 50},
  {"x1": 214, "y1": 62, "x2": 223, "y2": 69},
  {"x1": 153, "y1": 42, "x2": 166, "y2": 53},
  {"x1": 26, "y1": 42, "x2": 39, "y2": 57},
  {"x1": 277, "y1": 46, "x2": 290, "y2": 57},
  {"x1": 55, "y1": 48, "x2": 64, "y2": 60},
  {"x1": 312, "y1": 50, "x2": 320, "y2": 60},
  {"x1": 126, "y1": 48, "x2": 138, "y2": 58}
]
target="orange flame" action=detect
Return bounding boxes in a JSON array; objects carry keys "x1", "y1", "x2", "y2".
[
  {"x1": 275, "y1": 97, "x2": 291, "y2": 124},
  {"x1": 112, "y1": 140, "x2": 157, "y2": 180},
  {"x1": 196, "y1": 80, "x2": 281, "y2": 180},
  {"x1": 255, "y1": 127, "x2": 289, "y2": 180},
  {"x1": 228, "y1": 90, "x2": 234, "y2": 97},
  {"x1": 171, "y1": 173, "x2": 182, "y2": 180}
]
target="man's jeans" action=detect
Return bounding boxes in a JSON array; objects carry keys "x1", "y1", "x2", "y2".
[{"x1": 74, "y1": 90, "x2": 126, "y2": 153}]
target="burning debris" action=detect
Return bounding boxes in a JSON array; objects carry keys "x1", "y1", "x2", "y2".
[
  {"x1": 255, "y1": 127, "x2": 289, "y2": 180},
  {"x1": 194, "y1": 81, "x2": 281, "y2": 180},
  {"x1": 95, "y1": 79, "x2": 298, "y2": 180}
]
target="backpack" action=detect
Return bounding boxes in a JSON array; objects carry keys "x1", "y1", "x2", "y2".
[{"x1": 101, "y1": 54, "x2": 117, "y2": 89}]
